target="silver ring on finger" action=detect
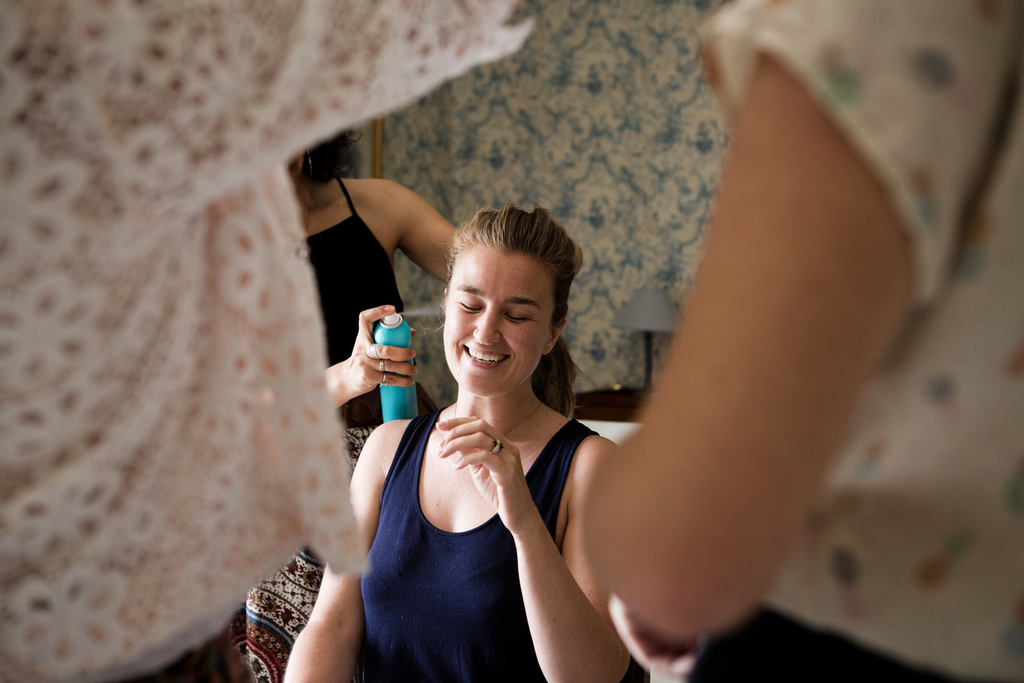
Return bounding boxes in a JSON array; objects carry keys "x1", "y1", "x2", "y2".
[
  {"x1": 368, "y1": 344, "x2": 379, "y2": 360},
  {"x1": 491, "y1": 438, "x2": 503, "y2": 454},
  {"x1": 379, "y1": 372, "x2": 388, "y2": 388},
  {"x1": 379, "y1": 359, "x2": 385, "y2": 373}
]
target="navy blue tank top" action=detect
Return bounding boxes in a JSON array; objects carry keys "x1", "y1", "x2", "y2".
[
  {"x1": 361, "y1": 411, "x2": 597, "y2": 682},
  {"x1": 306, "y1": 178, "x2": 404, "y2": 367}
]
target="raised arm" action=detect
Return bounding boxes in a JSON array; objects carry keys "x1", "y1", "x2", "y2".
[
  {"x1": 583, "y1": 55, "x2": 912, "y2": 645},
  {"x1": 285, "y1": 423, "x2": 404, "y2": 683},
  {"x1": 351, "y1": 179, "x2": 456, "y2": 282}
]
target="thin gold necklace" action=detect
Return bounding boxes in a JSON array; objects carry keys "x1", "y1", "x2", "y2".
[{"x1": 451, "y1": 398, "x2": 543, "y2": 441}]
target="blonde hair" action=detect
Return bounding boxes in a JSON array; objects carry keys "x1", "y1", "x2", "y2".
[{"x1": 447, "y1": 203, "x2": 579, "y2": 417}]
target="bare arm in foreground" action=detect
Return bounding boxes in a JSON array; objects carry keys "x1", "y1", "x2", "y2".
[{"x1": 583, "y1": 56, "x2": 912, "y2": 659}]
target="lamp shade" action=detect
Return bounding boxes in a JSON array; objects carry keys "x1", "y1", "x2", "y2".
[{"x1": 612, "y1": 288, "x2": 677, "y2": 333}]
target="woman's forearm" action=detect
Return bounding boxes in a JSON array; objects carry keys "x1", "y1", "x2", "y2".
[
  {"x1": 284, "y1": 617, "x2": 360, "y2": 683},
  {"x1": 325, "y1": 362, "x2": 358, "y2": 409},
  {"x1": 514, "y1": 514, "x2": 629, "y2": 683},
  {"x1": 284, "y1": 573, "x2": 364, "y2": 683}
]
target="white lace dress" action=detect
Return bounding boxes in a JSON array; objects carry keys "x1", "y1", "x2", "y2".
[{"x1": 0, "y1": 1, "x2": 529, "y2": 681}]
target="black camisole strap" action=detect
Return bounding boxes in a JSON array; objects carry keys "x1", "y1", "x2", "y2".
[{"x1": 335, "y1": 177, "x2": 359, "y2": 218}]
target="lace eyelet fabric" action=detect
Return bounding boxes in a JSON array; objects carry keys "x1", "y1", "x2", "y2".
[{"x1": 0, "y1": 1, "x2": 529, "y2": 680}]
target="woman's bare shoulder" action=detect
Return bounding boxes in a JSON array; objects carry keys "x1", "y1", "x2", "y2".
[
  {"x1": 356, "y1": 418, "x2": 415, "y2": 480},
  {"x1": 343, "y1": 178, "x2": 423, "y2": 213},
  {"x1": 565, "y1": 430, "x2": 617, "y2": 499},
  {"x1": 574, "y1": 429, "x2": 618, "y2": 461},
  {"x1": 342, "y1": 178, "x2": 450, "y2": 259}
]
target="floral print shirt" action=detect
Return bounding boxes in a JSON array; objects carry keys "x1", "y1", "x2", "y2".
[{"x1": 705, "y1": 1, "x2": 1024, "y2": 679}]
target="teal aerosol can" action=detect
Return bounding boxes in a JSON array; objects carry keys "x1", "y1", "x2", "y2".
[{"x1": 374, "y1": 313, "x2": 417, "y2": 421}]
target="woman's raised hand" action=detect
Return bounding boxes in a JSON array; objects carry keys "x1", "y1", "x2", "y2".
[
  {"x1": 325, "y1": 305, "x2": 417, "y2": 409},
  {"x1": 435, "y1": 416, "x2": 540, "y2": 535}
]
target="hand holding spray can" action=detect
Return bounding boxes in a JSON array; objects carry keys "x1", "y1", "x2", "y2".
[{"x1": 374, "y1": 313, "x2": 418, "y2": 421}]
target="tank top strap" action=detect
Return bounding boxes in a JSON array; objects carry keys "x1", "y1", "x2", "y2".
[
  {"x1": 379, "y1": 411, "x2": 440, "y2": 509},
  {"x1": 526, "y1": 419, "x2": 598, "y2": 537},
  {"x1": 335, "y1": 177, "x2": 360, "y2": 219}
]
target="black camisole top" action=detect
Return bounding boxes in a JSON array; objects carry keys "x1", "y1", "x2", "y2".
[{"x1": 306, "y1": 178, "x2": 404, "y2": 367}]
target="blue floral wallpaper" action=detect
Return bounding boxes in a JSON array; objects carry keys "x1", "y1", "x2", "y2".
[{"x1": 386, "y1": 0, "x2": 727, "y2": 408}]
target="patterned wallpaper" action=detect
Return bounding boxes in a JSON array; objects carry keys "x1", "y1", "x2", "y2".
[{"x1": 386, "y1": 0, "x2": 728, "y2": 408}]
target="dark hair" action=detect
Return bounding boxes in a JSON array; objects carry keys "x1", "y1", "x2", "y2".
[
  {"x1": 447, "y1": 203, "x2": 579, "y2": 417},
  {"x1": 302, "y1": 130, "x2": 361, "y2": 183}
]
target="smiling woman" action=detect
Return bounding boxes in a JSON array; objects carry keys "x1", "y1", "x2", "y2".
[
  {"x1": 285, "y1": 204, "x2": 631, "y2": 683},
  {"x1": 445, "y1": 249, "x2": 561, "y2": 405},
  {"x1": 443, "y1": 204, "x2": 582, "y2": 418}
]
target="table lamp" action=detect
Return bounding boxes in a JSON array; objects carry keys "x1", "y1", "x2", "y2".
[{"x1": 612, "y1": 288, "x2": 677, "y2": 391}]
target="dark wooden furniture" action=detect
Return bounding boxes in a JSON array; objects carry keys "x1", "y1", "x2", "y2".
[{"x1": 573, "y1": 387, "x2": 645, "y2": 422}]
